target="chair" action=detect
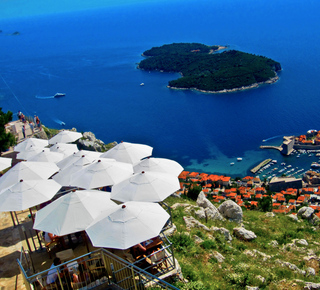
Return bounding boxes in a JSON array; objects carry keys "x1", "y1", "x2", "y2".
[
  {"x1": 150, "y1": 248, "x2": 168, "y2": 272},
  {"x1": 39, "y1": 233, "x2": 59, "y2": 258}
]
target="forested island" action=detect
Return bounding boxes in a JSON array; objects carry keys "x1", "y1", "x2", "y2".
[{"x1": 138, "y1": 43, "x2": 281, "y2": 93}]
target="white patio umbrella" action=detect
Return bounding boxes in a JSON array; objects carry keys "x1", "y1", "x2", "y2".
[
  {"x1": 48, "y1": 130, "x2": 83, "y2": 145},
  {"x1": 0, "y1": 157, "x2": 12, "y2": 171},
  {"x1": 86, "y1": 201, "x2": 170, "y2": 249},
  {"x1": 14, "y1": 138, "x2": 48, "y2": 152},
  {"x1": 33, "y1": 190, "x2": 117, "y2": 236},
  {"x1": 52, "y1": 155, "x2": 97, "y2": 186},
  {"x1": 50, "y1": 143, "x2": 79, "y2": 158},
  {"x1": 16, "y1": 146, "x2": 45, "y2": 160},
  {"x1": 100, "y1": 141, "x2": 153, "y2": 165},
  {"x1": 133, "y1": 157, "x2": 184, "y2": 177},
  {"x1": 28, "y1": 149, "x2": 64, "y2": 163},
  {"x1": 111, "y1": 171, "x2": 180, "y2": 203},
  {"x1": 0, "y1": 179, "x2": 61, "y2": 212},
  {"x1": 70, "y1": 159, "x2": 134, "y2": 189},
  {"x1": 57, "y1": 150, "x2": 102, "y2": 170},
  {"x1": 0, "y1": 161, "x2": 59, "y2": 190}
]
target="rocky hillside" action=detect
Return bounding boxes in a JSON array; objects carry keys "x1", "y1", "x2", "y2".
[{"x1": 166, "y1": 192, "x2": 320, "y2": 290}]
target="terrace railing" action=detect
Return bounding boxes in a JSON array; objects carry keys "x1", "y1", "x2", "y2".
[{"x1": 17, "y1": 245, "x2": 179, "y2": 290}]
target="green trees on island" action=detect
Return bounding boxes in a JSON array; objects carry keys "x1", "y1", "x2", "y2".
[
  {"x1": 0, "y1": 108, "x2": 15, "y2": 154},
  {"x1": 139, "y1": 43, "x2": 281, "y2": 92}
]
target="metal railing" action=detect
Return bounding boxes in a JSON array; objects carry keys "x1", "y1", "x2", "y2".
[{"x1": 17, "y1": 247, "x2": 179, "y2": 290}]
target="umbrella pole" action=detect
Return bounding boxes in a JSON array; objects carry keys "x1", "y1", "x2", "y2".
[
  {"x1": 10, "y1": 211, "x2": 16, "y2": 227},
  {"x1": 29, "y1": 208, "x2": 43, "y2": 250},
  {"x1": 14, "y1": 211, "x2": 20, "y2": 225},
  {"x1": 82, "y1": 231, "x2": 90, "y2": 253}
]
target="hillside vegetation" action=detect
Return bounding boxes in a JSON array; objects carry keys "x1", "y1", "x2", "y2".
[
  {"x1": 138, "y1": 43, "x2": 281, "y2": 92},
  {"x1": 164, "y1": 196, "x2": 320, "y2": 289}
]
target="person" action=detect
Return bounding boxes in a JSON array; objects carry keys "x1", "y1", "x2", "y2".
[
  {"x1": 43, "y1": 232, "x2": 66, "y2": 249},
  {"x1": 29, "y1": 121, "x2": 34, "y2": 134},
  {"x1": 36, "y1": 115, "x2": 42, "y2": 131},
  {"x1": 131, "y1": 243, "x2": 147, "y2": 259},
  {"x1": 44, "y1": 232, "x2": 58, "y2": 244},
  {"x1": 72, "y1": 263, "x2": 90, "y2": 283},
  {"x1": 46, "y1": 257, "x2": 61, "y2": 285},
  {"x1": 22, "y1": 125, "x2": 26, "y2": 139},
  {"x1": 17, "y1": 111, "x2": 22, "y2": 120}
]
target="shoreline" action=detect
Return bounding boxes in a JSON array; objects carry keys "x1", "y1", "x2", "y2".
[{"x1": 167, "y1": 75, "x2": 279, "y2": 94}]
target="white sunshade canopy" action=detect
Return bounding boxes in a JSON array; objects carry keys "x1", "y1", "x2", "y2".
[
  {"x1": 70, "y1": 159, "x2": 134, "y2": 189},
  {"x1": 86, "y1": 201, "x2": 170, "y2": 249},
  {"x1": 28, "y1": 149, "x2": 64, "y2": 163},
  {"x1": 48, "y1": 130, "x2": 83, "y2": 145},
  {"x1": 52, "y1": 155, "x2": 98, "y2": 186},
  {"x1": 33, "y1": 190, "x2": 117, "y2": 236},
  {"x1": 133, "y1": 157, "x2": 184, "y2": 177},
  {"x1": 14, "y1": 138, "x2": 49, "y2": 152},
  {"x1": 57, "y1": 150, "x2": 102, "y2": 170},
  {"x1": 0, "y1": 179, "x2": 61, "y2": 212},
  {"x1": 16, "y1": 146, "x2": 46, "y2": 161},
  {"x1": 50, "y1": 143, "x2": 79, "y2": 158},
  {"x1": 100, "y1": 141, "x2": 153, "y2": 165},
  {"x1": 0, "y1": 157, "x2": 12, "y2": 171},
  {"x1": 0, "y1": 161, "x2": 59, "y2": 190},
  {"x1": 111, "y1": 171, "x2": 180, "y2": 203}
]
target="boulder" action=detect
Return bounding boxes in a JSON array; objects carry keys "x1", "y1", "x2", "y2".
[
  {"x1": 197, "y1": 191, "x2": 214, "y2": 209},
  {"x1": 246, "y1": 287, "x2": 259, "y2": 290},
  {"x1": 211, "y1": 251, "x2": 225, "y2": 263},
  {"x1": 205, "y1": 207, "x2": 223, "y2": 221},
  {"x1": 295, "y1": 239, "x2": 308, "y2": 247},
  {"x1": 183, "y1": 216, "x2": 211, "y2": 231},
  {"x1": 304, "y1": 282, "x2": 320, "y2": 289},
  {"x1": 195, "y1": 207, "x2": 206, "y2": 219},
  {"x1": 163, "y1": 224, "x2": 176, "y2": 237},
  {"x1": 298, "y1": 207, "x2": 314, "y2": 220},
  {"x1": 233, "y1": 227, "x2": 257, "y2": 241},
  {"x1": 211, "y1": 226, "x2": 232, "y2": 241},
  {"x1": 306, "y1": 267, "x2": 316, "y2": 277},
  {"x1": 265, "y1": 212, "x2": 275, "y2": 217},
  {"x1": 218, "y1": 200, "x2": 243, "y2": 223},
  {"x1": 268, "y1": 240, "x2": 279, "y2": 247},
  {"x1": 193, "y1": 235, "x2": 204, "y2": 244},
  {"x1": 287, "y1": 214, "x2": 299, "y2": 221}
]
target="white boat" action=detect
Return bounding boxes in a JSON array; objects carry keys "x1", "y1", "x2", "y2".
[
  {"x1": 237, "y1": 158, "x2": 242, "y2": 161},
  {"x1": 54, "y1": 93, "x2": 65, "y2": 98},
  {"x1": 140, "y1": 83, "x2": 145, "y2": 86},
  {"x1": 230, "y1": 162, "x2": 234, "y2": 166}
]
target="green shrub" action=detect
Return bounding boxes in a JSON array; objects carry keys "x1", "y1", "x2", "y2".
[
  {"x1": 171, "y1": 233, "x2": 195, "y2": 252},
  {"x1": 201, "y1": 240, "x2": 217, "y2": 250}
]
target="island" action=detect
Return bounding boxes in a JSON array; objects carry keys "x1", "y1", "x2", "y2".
[{"x1": 138, "y1": 43, "x2": 281, "y2": 93}]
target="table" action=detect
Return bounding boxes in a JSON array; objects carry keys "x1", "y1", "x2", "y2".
[
  {"x1": 145, "y1": 237, "x2": 163, "y2": 251},
  {"x1": 56, "y1": 248, "x2": 75, "y2": 262}
]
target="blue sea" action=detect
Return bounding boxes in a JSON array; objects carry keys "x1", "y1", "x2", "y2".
[{"x1": 1, "y1": 0, "x2": 320, "y2": 177}]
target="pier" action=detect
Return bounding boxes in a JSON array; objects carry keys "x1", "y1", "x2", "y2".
[{"x1": 251, "y1": 158, "x2": 272, "y2": 174}]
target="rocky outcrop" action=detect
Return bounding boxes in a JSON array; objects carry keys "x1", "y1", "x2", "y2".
[
  {"x1": 196, "y1": 192, "x2": 223, "y2": 221},
  {"x1": 275, "y1": 259, "x2": 306, "y2": 276},
  {"x1": 287, "y1": 214, "x2": 299, "y2": 221},
  {"x1": 183, "y1": 216, "x2": 211, "y2": 232},
  {"x1": 218, "y1": 200, "x2": 243, "y2": 223},
  {"x1": 233, "y1": 227, "x2": 257, "y2": 241},
  {"x1": 77, "y1": 132, "x2": 117, "y2": 152}
]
